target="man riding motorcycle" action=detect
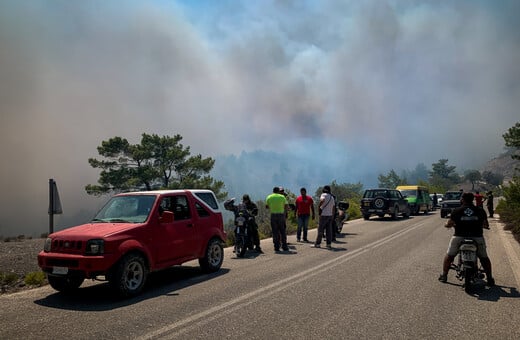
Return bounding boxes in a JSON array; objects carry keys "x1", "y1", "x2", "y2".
[
  {"x1": 224, "y1": 194, "x2": 263, "y2": 253},
  {"x1": 438, "y1": 192, "x2": 494, "y2": 286}
]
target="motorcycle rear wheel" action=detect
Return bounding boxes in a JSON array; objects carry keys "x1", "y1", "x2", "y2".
[{"x1": 464, "y1": 267, "x2": 475, "y2": 293}]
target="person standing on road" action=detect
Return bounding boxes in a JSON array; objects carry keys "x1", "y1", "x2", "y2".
[
  {"x1": 266, "y1": 187, "x2": 289, "y2": 252},
  {"x1": 474, "y1": 191, "x2": 484, "y2": 208},
  {"x1": 295, "y1": 187, "x2": 315, "y2": 243},
  {"x1": 312, "y1": 185, "x2": 335, "y2": 250},
  {"x1": 438, "y1": 192, "x2": 494, "y2": 286},
  {"x1": 485, "y1": 191, "x2": 494, "y2": 218},
  {"x1": 433, "y1": 193, "x2": 438, "y2": 208},
  {"x1": 242, "y1": 194, "x2": 263, "y2": 253}
]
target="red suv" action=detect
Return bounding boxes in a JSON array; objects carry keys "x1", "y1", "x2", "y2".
[{"x1": 38, "y1": 190, "x2": 227, "y2": 297}]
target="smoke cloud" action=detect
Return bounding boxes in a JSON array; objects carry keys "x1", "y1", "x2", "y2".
[{"x1": 1, "y1": 1, "x2": 519, "y2": 236}]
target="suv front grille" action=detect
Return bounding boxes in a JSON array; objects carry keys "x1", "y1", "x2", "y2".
[{"x1": 52, "y1": 240, "x2": 83, "y2": 254}]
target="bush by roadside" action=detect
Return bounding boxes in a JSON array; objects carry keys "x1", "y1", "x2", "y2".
[{"x1": 496, "y1": 176, "x2": 520, "y2": 243}]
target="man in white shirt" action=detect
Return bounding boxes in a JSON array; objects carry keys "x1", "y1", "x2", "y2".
[{"x1": 312, "y1": 185, "x2": 335, "y2": 249}]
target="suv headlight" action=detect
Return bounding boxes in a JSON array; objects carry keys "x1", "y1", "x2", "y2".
[
  {"x1": 43, "y1": 238, "x2": 52, "y2": 252},
  {"x1": 85, "y1": 239, "x2": 105, "y2": 255}
]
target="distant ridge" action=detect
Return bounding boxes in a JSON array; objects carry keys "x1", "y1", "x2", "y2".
[{"x1": 481, "y1": 150, "x2": 520, "y2": 184}]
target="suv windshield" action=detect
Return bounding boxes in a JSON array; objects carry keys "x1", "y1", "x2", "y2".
[
  {"x1": 363, "y1": 190, "x2": 389, "y2": 198},
  {"x1": 92, "y1": 195, "x2": 156, "y2": 223},
  {"x1": 400, "y1": 190, "x2": 416, "y2": 197}
]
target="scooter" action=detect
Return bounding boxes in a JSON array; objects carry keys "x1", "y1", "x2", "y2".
[{"x1": 451, "y1": 239, "x2": 485, "y2": 293}]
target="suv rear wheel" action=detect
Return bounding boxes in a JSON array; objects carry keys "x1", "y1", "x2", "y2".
[
  {"x1": 374, "y1": 197, "x2": 386, "y2": 209},
  {"x1": 392, "y1": 206, "x2": 399, "y2": 220}
]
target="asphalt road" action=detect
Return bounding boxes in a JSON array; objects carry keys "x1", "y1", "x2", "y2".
[{"x1": 2, "y1": 211, "x2": 520, "y2": 340}]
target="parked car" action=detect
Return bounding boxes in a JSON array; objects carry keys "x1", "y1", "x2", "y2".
[
  {"x1": 440, "y1": 191, "x2": 462, "y2": 218},
  {"x1": 360, "y1": 188, "x2": 411, "y2": 220},
  {"x1": 38, "y1": 189, "x2": 227, "y2": 297},
  {"x1": 396, "y1": 185, "x2": 432, "y2": 215}
]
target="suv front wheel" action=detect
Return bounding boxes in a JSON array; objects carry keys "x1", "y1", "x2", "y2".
[
  {"x1": 392, "y1": 206, "x2": 399, "y2": 220},
  {"x1": 110, "y1": 253, "x2": 148, "y2": 297},
  {"x1": 199, "y1": 238, "x2": 224, "y2": 273}
]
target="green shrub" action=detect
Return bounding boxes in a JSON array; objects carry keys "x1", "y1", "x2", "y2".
[
  {"x1": 497, "y1": 176, "x2": 520, "y2": 242},
  {"x1": 0, "y1": 272, "x2": 19, "y2": 285},
  {"x1": 24, "y1": 271, "x2": 46, "y2": 286},
  {"x1": 348, "y1": 201, "x2": 362, "y2": 220}
]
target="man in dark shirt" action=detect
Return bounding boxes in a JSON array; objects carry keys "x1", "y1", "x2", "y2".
[{"x1": 438, "y1": 192, "x2": 494, "y2": 286}]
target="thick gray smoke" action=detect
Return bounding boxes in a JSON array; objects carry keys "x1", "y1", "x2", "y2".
[{"x1": 1, "y1": 1, "x2": 519, "y2": 236}]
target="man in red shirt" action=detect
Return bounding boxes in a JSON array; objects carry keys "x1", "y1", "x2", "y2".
[
  {"x1": 294, "y1": 187, "x2": 315, "y2": 242},
  {"x1": 474, "y1": 191, "x2": 484, "y2": 208}
]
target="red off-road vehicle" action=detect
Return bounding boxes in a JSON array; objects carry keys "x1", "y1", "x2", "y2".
[{"x1": 38, "y1": 189, "x2": 226, "y2": 297}]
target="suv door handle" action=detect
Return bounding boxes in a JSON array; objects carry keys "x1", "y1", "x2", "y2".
[{"x1": 187, "y1": 223, "x2": 193, "y2": 228}]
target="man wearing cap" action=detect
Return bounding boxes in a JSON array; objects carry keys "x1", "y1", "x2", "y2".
[{"x1": 265, "y1": 187, "x2": 289, "y2": 252}]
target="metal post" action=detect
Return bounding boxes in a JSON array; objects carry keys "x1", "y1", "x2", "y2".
[{"x1": 49, "y1": 179, "x2": 54, "y2": 234}]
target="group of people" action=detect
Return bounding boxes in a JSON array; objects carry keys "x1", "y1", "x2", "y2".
[
  {"x1": 264, "y1": 184, "x2": 339, "y2": 251},
  {"x1": 227, "y1": 185, "x2": 339, "y2": 254}
]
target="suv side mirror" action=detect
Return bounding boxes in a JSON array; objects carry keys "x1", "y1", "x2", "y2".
[{"x1": 160, "y1": 211, "x2": 174, "y2": 223}]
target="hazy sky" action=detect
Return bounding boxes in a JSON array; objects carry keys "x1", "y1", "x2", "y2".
[{"x1": 1, "y1": 1, "x2": 519, "y2": 236}]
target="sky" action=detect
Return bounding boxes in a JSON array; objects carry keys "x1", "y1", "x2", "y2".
[{"x1": 1, "y1": 0, "x2": 519, "y2": 236}]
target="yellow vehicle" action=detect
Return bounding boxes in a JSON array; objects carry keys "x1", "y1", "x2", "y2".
[{"x1": 396, "y1": 185, "x2": 432, "y2": 215}]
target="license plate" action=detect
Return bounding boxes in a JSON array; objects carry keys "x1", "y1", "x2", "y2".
[
  {"x1": 52, "y1": 266, "x2": 68, "y2": 275},
  {"x1": 461, "y1": 251, "x2": 476, "y2": 262}
]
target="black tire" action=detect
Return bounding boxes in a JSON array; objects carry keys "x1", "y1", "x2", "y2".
[
  {"x1": 199, "y1": 238, "x2": 224, "y2": 272},
  {"x1": 441, "y1": 211, "x2": 446, "y2": 218},
  {"x1": 392, "y1": 206, "x2": 399, "y2": 220},
  {"x1": 237, "y1": 236, "x2": 247, "y2": 257},
  {"x1": 363, "y1": 214, "x2": 370, "y2": 220},
  {"x1": 47, "y1": 275, "x2": 84, "y2": 293},
  {"x1": 110, "y1": 253, "x2": 148, "y2": 298},
  {"x1": 464, "y1": 267, "x2": 474, "y2": 293},
  {"x1": 373, "y1": 197, "x2": 386, "y2": 210},
  {"x1": 336, "y1": 220, "x2": 343, "y2": 234}
]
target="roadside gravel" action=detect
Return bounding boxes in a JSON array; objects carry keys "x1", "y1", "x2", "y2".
[{"x1": 0, "y1": 238, "x2": 46, "y2": 294}]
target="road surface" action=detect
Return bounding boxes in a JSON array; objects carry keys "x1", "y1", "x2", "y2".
[{"x1": 1, "y1": 211, "x2": 519, "y2": 339}]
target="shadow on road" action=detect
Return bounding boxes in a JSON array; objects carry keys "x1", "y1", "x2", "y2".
[
  {"x1": 474, "y1": 284, "x2": 520, "y2": 301},
  {"x1": 33, "y1": 266, "x2": 230, "y2": 311}
]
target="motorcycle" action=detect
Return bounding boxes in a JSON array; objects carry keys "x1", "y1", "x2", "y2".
[
  {"x1": 224, "y1": 198, "x2": 255, "y2": 258},
  {"x1": 335, "y1": 201, "x2": 350, "y2": 234},
  {"x1": 451, "y1": 239, "x2": 485, "y2": 293}
]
